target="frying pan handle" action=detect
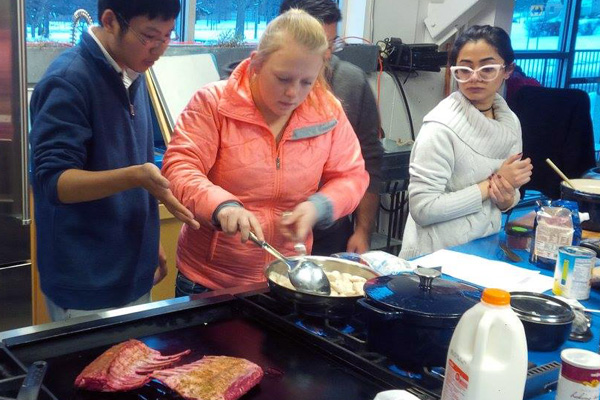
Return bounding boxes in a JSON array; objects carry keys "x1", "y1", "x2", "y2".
[{"x1": 357, "y1": 298, "x2": 402, "y2": 321}]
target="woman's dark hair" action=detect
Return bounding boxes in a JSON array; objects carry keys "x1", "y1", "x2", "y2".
[
  {"x1": 98, "y1": 0, "x2": 181, "y2": 27},
  {"x1": 279, "y1": 0, "x2": 342, "y2": 24},
  {"x1": 449, "y1": 25, "x2": 515, "y2": 66}
]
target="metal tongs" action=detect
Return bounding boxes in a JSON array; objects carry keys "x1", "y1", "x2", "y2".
[{"x1": 248, "y1": 232, "x2": 331, "y2": 295}]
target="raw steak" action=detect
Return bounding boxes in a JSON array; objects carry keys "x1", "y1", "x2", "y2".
[
  {"x1": 74, "y1": 339, "x2": 190, "y2": 391},
  {"x1": 151, "y1": 355, "x2": 264, "y2": 400}
]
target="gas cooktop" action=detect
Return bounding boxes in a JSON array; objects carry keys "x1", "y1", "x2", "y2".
[
  {"x1": 239, "y1": 291, "x2": 561, "y2": 400},
  {"x1": 0, "y1": 345, "x2": 56, "y2": 400},
  {"x1": 241, "y1": 292, "x2": 446, "y2": 394},
  {"x1": 0, "y1": 287, "x2": 559, "y2": 400}
]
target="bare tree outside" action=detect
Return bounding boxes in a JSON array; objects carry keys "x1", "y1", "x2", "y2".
[
  {"x1": 24, "y1": 0, "x2": 288, "y2": 44},
  {"x1": 195, "y1": 0, "x2": 283, "y2": 44},
  {"x1": 26, "y1": 0, "x2": 96, "y2": 40}
]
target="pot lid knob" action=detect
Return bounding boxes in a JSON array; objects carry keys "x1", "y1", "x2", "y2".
[{"x1": 415, "y1": 267, "x2": 441, "y2": 291}]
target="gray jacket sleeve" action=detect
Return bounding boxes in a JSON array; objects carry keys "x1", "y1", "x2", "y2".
[{"x1": 329, "y1": 57, "x2": 383, "y2": 194}]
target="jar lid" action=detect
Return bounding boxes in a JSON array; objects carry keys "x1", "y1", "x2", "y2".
[
  {"x1": 510, "y1": 292, "x2": 575, "y2": 324},
  {"x1": 363, "y1": 268, "x2": 481, "y2": 324},
  {"x1": 506, "y1": 225, "x2": 533, "y2": 237},
  {"x1": 561, "y1": 348, "x2": 600, "y2": 369}
]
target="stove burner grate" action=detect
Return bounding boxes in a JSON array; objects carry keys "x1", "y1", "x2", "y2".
[{"x1": 244, "y1": 293, "x2": 446, "y2": 397}]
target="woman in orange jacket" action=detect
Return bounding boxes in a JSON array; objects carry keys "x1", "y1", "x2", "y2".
[{"x1": 162, "y1": 9, "x2": 369, "y2": 295}]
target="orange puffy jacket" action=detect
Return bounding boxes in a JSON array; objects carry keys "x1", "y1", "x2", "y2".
[{"x1": 162, "y1": 59, "x2": 369, "y2": 289}]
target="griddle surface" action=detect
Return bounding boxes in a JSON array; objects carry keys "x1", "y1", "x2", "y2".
[{"x1": 9, "y1": 314, "x2": 385, "y2": 400}]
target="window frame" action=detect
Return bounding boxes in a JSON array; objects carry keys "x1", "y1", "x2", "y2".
[{"x1": 514, "y1": 0, "x2": 600, "y2": 89}]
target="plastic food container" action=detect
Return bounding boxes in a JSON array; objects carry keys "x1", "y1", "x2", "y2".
[
  {"x1": 441, "y1": 289, "x2": 528, "y2": 400},
  {"x1": 506, "y1": 225, "x2": 533, "y2": 250},
  {"x1": 510, "y1": 292, "x2": 575, "y2": 351}
]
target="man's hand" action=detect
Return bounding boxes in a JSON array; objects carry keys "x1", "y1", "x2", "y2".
[
  {"x1": 216, "y1": 206, "x2": 264, "y2": 242},
  {"x1": 279, "y1": 202, "x2": 318, "y2": 242},
  {"x1": 346, "y1": 230, "x2": 370, "y2": 254},
  {"x1": 346, "y1": 192, "x2": 378, "y2": 254},
  {"x1": 153, "y1": 243, "x2": 168, "y2": 286},
  {"x1": 137, "y1": 163, "x2": 200, "y2": 230}
]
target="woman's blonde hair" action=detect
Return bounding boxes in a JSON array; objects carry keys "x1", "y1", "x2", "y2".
[{"x1": 250, "y1": 8, "x2": 329, "y2": 86}]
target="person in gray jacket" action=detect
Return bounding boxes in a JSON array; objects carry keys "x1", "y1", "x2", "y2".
[
  {"x1": 280, "y1": 0, "x2": 383, "y2": 255},
  {"x1": 399, "y1": 26, "x2": 532, "y2": 259}
]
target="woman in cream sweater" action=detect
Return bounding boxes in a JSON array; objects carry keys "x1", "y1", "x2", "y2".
[{"x1": 400, "y1": 25, "x2": 533, "y2": 260}]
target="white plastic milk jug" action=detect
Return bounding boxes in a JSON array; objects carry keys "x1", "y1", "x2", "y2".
[{"x1": 440, "y1": 288, "x2": 528, "y2": 400}]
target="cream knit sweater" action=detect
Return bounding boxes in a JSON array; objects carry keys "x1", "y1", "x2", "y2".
[{"x1": 399, "y1": 91, "x2": 522, "y2": 260}]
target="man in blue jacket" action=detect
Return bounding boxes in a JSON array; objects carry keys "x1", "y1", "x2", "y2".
[{"x1": 30, "y1": 0, "x2": 199, "y2": 321}]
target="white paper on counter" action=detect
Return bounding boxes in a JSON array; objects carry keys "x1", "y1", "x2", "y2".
[{"x1": 410, "y1": 249, "x2": 554, "y2": 293}]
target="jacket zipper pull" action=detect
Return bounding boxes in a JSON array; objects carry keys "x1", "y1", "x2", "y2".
[
  {"x1": 129, "y1": 104, "x2": 135, "y2": 117},
  {"x1": 276, "y1": 157, "x2": 281, "y2": 170}
]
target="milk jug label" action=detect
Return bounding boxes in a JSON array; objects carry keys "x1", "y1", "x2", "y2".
[{"x1": 441, "y1": 359, "x2": 469, "y2": 399}]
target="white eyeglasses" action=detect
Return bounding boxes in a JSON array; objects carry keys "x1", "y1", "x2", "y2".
[{"x1": 450, "y1": 64, "x2": 505, "y2": 83}]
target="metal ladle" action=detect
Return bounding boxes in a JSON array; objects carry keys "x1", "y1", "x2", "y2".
[{"x1": 248, "y1": 232, "x2": 331, "y2": 295}]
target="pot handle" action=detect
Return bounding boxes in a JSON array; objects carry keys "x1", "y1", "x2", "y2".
[
  {"x1": 357, "y1": 298, "x2": 402, "y2": 321},
  {"x1": 416, "y1": 267, "x2": 441, "y2": 291}
]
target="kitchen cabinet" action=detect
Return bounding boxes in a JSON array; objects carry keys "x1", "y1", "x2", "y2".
[{"x1": 31, "y1": 203, "x2": 183, "y2": 324}]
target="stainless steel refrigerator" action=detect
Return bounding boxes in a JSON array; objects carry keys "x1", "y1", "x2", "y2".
[{"x1": 0, "y1": 0, "x2": 32, "y2": 331}]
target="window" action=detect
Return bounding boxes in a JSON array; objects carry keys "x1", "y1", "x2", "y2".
[
  {"x1": 25, "y1": 0, "x2": 97, "y2": 44},
  {"x1": 511, "y1": 0, "x2": 568, "y2": 51},
  {"x1": 24, "y1": 0, "x2": 343, "y2": 46},
  {"x1": 572, "y1": 0, "x2": 600, "y2": 91},
  {"x1": 510, "y1": 0, "x2": 600, "y2": 146},
  {"x1": 193, "y1": 0, "x2": 284, "y2": 45},
  {"x1": 25, "y1": 1, "x2": 181, "y2": 45}
]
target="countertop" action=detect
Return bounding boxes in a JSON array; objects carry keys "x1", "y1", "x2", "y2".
[{"x1": 448, "y1": 210, "x2": 599, "y2": 400}]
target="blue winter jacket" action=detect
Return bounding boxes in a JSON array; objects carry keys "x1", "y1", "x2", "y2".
[{"x1": 30, "y1": 32, "x2": 159, "y2": 310}]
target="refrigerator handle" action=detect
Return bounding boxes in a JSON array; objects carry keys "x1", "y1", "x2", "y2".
[{"x1": 17, "y1": 0, "x2": 30, "y2": 225}]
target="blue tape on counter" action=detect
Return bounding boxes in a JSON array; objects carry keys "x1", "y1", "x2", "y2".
[{"x1": 369, "y1": 286, "x2": 395, "y2": 300}]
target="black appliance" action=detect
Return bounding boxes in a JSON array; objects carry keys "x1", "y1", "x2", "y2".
[
  {"x1": 0, "y1": 285, "x2": 561, "y2": 400},
  {"x1": 0, "y1": 286, "x2": 439, "y2": 400},
  {"x1": 383, "y1": 38, "x2": 448, "y2": 72}
]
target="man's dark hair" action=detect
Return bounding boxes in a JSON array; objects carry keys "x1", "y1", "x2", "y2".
[
  {"x1": 279, "y1": 0, "x2": 342, "y2": 24},
  {"x1": 98, "y1": 0, "x2": 181, "y2": 27},
  {"x1": 449, "y1": 25, "x2": 515, "y2": 66}
]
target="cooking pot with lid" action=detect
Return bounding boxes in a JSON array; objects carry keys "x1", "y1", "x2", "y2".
[
  {"x1": 560, "y1": 179, "x2": 600, "y2": 232},
  {"x1": 357, "y1": 268, "x2": 481, "y2": 368},
  {"x1": 510, "y1": 291, "x2": 575, "y2": 351}
]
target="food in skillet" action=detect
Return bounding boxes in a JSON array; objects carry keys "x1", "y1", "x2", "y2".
[
  {"x1": 74, "y1": 339, "x2": 190, "y2": 391},
  {"x1": 150, "y1": 355, "x2": 264, "y2": 400},
  {"x1": 270, "y1": 270, "x2": 367, "y2": 296}
]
